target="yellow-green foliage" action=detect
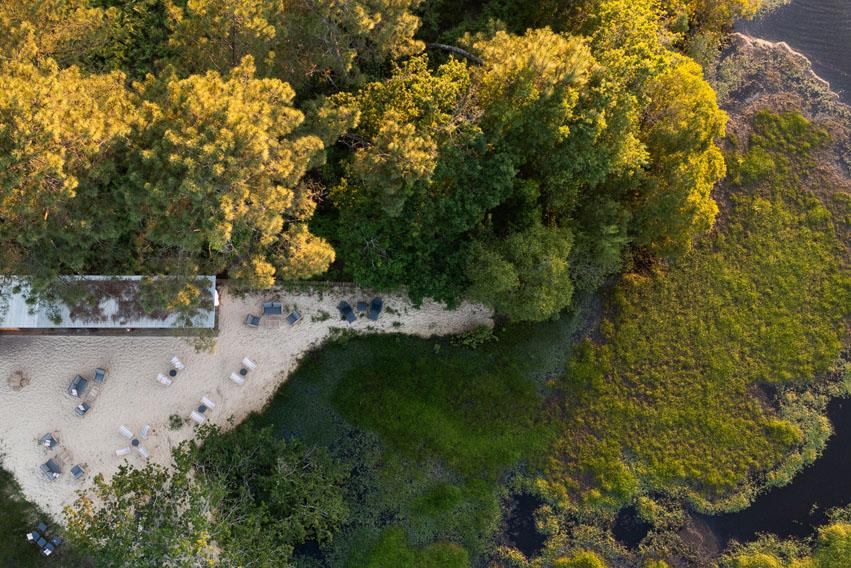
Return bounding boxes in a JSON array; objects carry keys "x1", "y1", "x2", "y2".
[
  {"x1": 813, "y1": 522, "x2": 851, "y2": 567},
  {"x1": 544, "y1": 111, "x2": 849, "y2": 511},
  {"x1": 730, "y1": 552, "x2": 785, "y2": 568},
  {"x1": 554, "y1": 550, "x2": 609, "y2": 568},
  {"x1": 723, "y1": 522, "x2": 851, "y2": 568}
]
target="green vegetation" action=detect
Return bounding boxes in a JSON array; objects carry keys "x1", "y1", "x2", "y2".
[
  {"x1": 59, "y1": 325, "x2": 577, "y2": 565},
  {"x1": 543, "y1": 111, "x2": 849, "y2": 513},
  {"x1": 347, "y1": 527, "x2": 469, "y2": 568},
  {"x1": 1, "y1": 0, "x2": 738, "y2": 321},
  {"x1": 721, "y1": 520, "x2": 851, "y2": 567},
  {"x1": 0, "y1": 466, "x2": 82, "y2": 566},
  {"x1": 59, "y1": 105, "x2": 850, "y2": 562},
  {"x1": 554, "y1": 550, "x2": 609, "y2": 568},
  {"x1": 245, "y1": 331, "x2": 562, "y2": 561},
  {"x1": 2, "y1": 0, "x2": 847, "y2": 566},
  {"x1": 332, "y1": 341, "x2": 549, "y2": 478},
  {"x1": 0, "y1": 467, "x2": 47, "y2": 567},
  {"x1": 65, "y1": 426, "x2": 349, "y2": 567}
]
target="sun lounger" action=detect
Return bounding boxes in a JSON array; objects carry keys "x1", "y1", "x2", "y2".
[
  {"x1": 241, "y1": 357, "x2": 257, "y2": 370},
  {"x1": 67, "y1": 375, "x2": 89, "y2": 397},
  {"x1": 338, "y1": 301, "x2": 356, "y2": 323},
  {"x1": 190, "y1": 411, "x2": 206, "y2": 424},
  {"x1": 140, "y1": 424, "x2": 151, "y2": 438},
  {"x1": 41, "y1": 541, "x2": 55, "y2": 556},
  {"x1": 26, "y1": 530, "x2": 40, "y2": 543},
  {"x1": 115, "y1": 447, "x2": 131, "y2": 457},
  {"x1": 119, "y1": 425, "x2": 134, "y2": 439},
  {"x1": 368, "y1": 297, "x2": 383, "y2": 321},
  {"x1": 74, "y1": 402, "x2": 91, "y2": 417},
  {"x1": 37, "y1": 522, "x2": 48, "y2": 534},
  {"x1": 71, "y1": 465, "x2": 85, "y2": 480},
  {"x1": 230, "y1": 372, "x2": 245, "y2": 386},
  {"x1": 36, "y1": 536, "x2": 47, "y2": 549},
  {"x1": 94, "y1": 368, "x2": 107, "y2": 383},
  {"x1": 244, "y1": 314, "x2": 261, "y2": 328},
  {"x1": 356, "y1": 301, "x2": 368, "y2": 313},
  {"x1": 170, "y1": 356, "x2": 185, "y2": 370},
  {"x1": 137, "y1": 445, "x2": 150, "y2": 460},
  {"x1": 157, "y1": 373, "x2": 173, "y2": 386},
  {"x1": 200, "y1": 396, "x2": 216, "y2": 409},
  {"x1": 38, "y1": 433, "x2": 58, "y2": 448}
]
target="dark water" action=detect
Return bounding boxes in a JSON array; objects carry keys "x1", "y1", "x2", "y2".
[
  {"x1": 735, "y1": 0, "x2": 851, "y2": 103},
  {"x1": 612, "y1": 506, "x2": 652, "y2": 548},
  {"x1": 701, "y1": 397, "x2": 851, "y2": 546},
  {"x1": 505, "y1": 493, "x2": 547, "y2": 557}
]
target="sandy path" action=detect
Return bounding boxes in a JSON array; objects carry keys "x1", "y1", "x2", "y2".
[{"x1": 0, "y1": 287, "x2": 492, "y2": 521}]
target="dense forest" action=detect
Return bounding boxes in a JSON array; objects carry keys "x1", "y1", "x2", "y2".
[
  {"x1": 1, "y1": 0, "x2": 850, "y2": 567},
  {"x1": 0, "y1": 0, "x2": 758, "y2": 321}
]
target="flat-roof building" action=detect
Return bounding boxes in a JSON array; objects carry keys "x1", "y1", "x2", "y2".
[{"x1": 0, "y1": 276, "x2": 217, "y2": 330}]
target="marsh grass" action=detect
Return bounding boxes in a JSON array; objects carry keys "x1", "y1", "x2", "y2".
[{"x1": 544, "y1": 111, "x2": 850, "y2": 513}]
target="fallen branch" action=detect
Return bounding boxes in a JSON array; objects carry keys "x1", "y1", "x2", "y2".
[{"x1": 426, "y1": 43, "x2": 484, "y2": 66}]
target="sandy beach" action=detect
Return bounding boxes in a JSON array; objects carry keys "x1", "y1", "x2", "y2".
[{"x1": 0, "y1": 287, "x2": 492, "y2": 521}]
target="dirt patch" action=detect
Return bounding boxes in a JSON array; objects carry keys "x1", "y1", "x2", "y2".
[{"x1": 709, "y1": 33, "x2": 851, "y2": 233}]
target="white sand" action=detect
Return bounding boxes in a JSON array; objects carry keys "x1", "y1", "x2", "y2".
[{"x1": 0, "y1": 287, "x2": 492, "y2": 521}]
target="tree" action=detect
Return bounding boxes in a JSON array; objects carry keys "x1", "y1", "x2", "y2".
[
  {"x1": 468, "y1": 27, "x2": 638, "y2": 315},
  {"x1": 166, "y1": 0, "x2": 424, "y2": 91},
  {"x1": 0, "y1": 1, "x2": 112, "y2": 69},
  {"x1": 120, "y1": 55, "x2": 334, "y2": 288},
  {"x1": 576, "y1": 0, "x2": 726, "y2": 258},
  {"x1": 190, "y1": 425, "x2": 349, "y2": 567},
  {"x1": 66, "y1": 425, "x2": 349, "y2": 567},
  {"x1": 65, "y1": 462, "x2": 217, "y2": 567},
  {"x1": 814, "y1": 522, "x2": 851, "y2": 568},
  {"x1": 631, "y1": 56, "x2": 726, "y2": 257},
  {"x1": 0, "y1": 50, "x2": 133, "y2": 289},
  {"x1": 330, "y1": 55, "x2": 506, "y2": 302},
  {"x1": 467, "y1": 223, "x2": 574, "y2": 321},
  {"x1": 83, "y1": 0, "x2": 173, "y2": 78},
  {"x1": 729, "y1": 553, "x2": 784, "y2": 568}
]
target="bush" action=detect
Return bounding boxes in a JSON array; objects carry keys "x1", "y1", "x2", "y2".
[
  {"x1": 348, "y1": 527, "x2": 469, "y2": 568},
  {"x1": 450, "y1": 326, "x2": 498, "y2": 349}
]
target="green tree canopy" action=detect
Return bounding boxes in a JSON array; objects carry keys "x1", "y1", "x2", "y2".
[
  {"x1": 0, "y1": 52, "x2": 133, "y2": 287},
  {"x1": 65, "y1": 424, "x2": 349, "y2": 567},
  {"x1": 118, "y1": 55, "x2": 334, "y2": 287},
  {"x1": 467, "y1": 223, "x2": 574, "y2": 321},
  {"x1": 631, "y1": 56, "x2": 726, "y2": 257},
  {"x1": 65, "y1": 462, "x2": 217, "y2": 567},
  {"x1": 190, "y1": 425, "x2": 349, "y2": 567},
  {"x1": 166, "y1": 0, "x2": 423, "y2": 91}
]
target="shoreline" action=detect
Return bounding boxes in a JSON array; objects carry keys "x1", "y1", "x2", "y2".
[
  {"x1": 730, "y1": 33, "x2": 836, "y2": 97},
  {"x1": 733, "y1": 0, "x2": 850, "y2": 105}
]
